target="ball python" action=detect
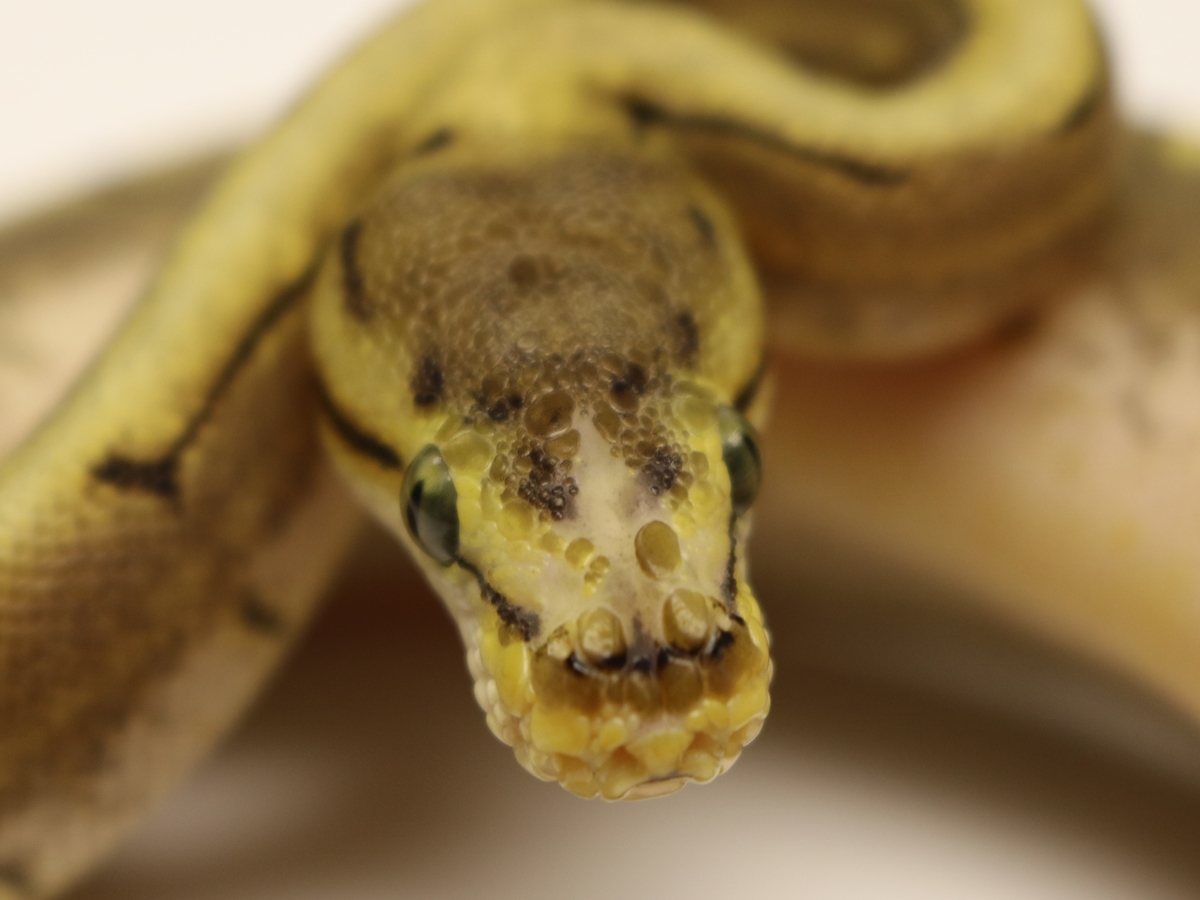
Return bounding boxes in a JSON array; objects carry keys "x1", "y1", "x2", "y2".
[{"x1": 3, "y1": 0, "x2": 1186, "y2": 894}]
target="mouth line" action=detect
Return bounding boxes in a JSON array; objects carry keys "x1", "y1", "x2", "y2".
[
  {"x1": 722, "y1": 511, "x2": 741, "y2": 606},
  {"x1": 456, "y1": 555, "x2": 541, "y2": 640}
]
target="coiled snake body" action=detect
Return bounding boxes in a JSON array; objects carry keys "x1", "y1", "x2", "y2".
[{"x1": 0, "y1": 0, "x2": 1124, "y2": 895}]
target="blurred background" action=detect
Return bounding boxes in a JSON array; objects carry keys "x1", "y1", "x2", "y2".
[
  {"x1": 3, "y1": 1, "x2": 1200, "y2": 898},
  {"x1": 1, "y1": 0, "x2": 1199, "y2": 226}
]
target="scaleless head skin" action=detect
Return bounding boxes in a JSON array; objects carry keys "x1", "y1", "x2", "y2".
[{"x1": 311, "y1": 142, "x2": 771, "y2": 799}]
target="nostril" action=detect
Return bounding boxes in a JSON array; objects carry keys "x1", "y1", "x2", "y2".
[
  {"x1": 663, "y1": 589, "x2": 711, "y2": 652},
  {"x1": 635, "y1": 520, "x2": 681, "y2": 578}
]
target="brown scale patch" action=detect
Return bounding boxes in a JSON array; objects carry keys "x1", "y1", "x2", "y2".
[
  {"x1": 466, "y1": 346, "x2": 691, "y2": 517},
  {"x1": 344, "y1": 150, "x2": 734, "y2": 411},
  {"x1": 323, "y1": 149, "x2": 760, "y2": 514},
  {"x1": 515, "y1": 441, "x2": 578, "y2": 520},
  {"x1": 591, "y1": 393, "x2": 690, "y2": 497},
  {"x1": 641, "y1": 444, "x2": 685, "y2": 495}
]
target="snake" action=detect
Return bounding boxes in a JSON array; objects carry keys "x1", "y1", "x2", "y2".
[{"x1": 0, "y1": 0, "x2": 1127, "y2": 895}]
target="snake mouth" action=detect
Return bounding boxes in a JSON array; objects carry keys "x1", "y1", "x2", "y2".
[{"x1": 468, "y1": 590, "x2": 772, "y2": 800}]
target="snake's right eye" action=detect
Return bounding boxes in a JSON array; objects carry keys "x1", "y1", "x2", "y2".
[
  {"x1": 718, "y1": 406, "x2": 762, "y2": 517},
  {"x1": 403, "y1": 445, "x2": 460, "y2": 565}
]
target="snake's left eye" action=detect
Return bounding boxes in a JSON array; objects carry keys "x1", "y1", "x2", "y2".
[
  {"x1": 403, "y1": 444, "x2": 459, "y2": 565},
  {"x1": 718, "y1": 406, "x2": 762, "y2": 516}
]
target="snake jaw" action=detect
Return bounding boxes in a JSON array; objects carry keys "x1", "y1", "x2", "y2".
[{"x1": 468, "y1": 579, "x2": 772, "y2": 801}]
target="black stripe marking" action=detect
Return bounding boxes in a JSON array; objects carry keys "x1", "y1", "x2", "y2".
[
  {"x1": 458, "y1": 558, "x2": 541, "y2": 640},
  {"x1": 1057, "y1": 77, "x2": 1106, "y2": 135},
  {"x1": 92, "y1": 456, "x2": 178, "y2": 498},
  {"x1": 240, "y1": 592, "x2": 287, "y2": 636},
  {"x1": 626, "y1": 97, "x2": 910, "y2": 187},
  {"x1": 722, "y1": 512, "x2": 739, "y2": 605},
  {"x1": 733, "y1": 359, "x2": 766, "y2": 413},
  {"x1": 412, "y1": 355, "x2": 445, "y2": 407},
  {"x1": 415, "y1": 127, "x2": 455, "y2": 156},
  {"x1": 340, "y1": 219, "x2": 370, "y2": 320},
  {"x1": 92, "y1": 264, "x2": 318, "y2": 501},
  {"x1": 316, "y1": 380, "x2": 402, "y2": 469}
]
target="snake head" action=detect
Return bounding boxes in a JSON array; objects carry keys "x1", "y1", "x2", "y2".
[
  {"x1": 385, "y1": 369, "x2": 772, "y2": 800},
  {"x1": 311, "y1": 146, "x2": 769, "y2": 799}
]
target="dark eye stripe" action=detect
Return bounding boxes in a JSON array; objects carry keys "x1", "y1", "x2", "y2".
[
  {"x1": 316, "y1": 380, "x2": 402, "y2": 469},
  {"x1": 733, "y1": 359, "x2": 766, "y2": 413},
  {"x1": 339, "y1": 218, "x2": 371, "y2": 321}
]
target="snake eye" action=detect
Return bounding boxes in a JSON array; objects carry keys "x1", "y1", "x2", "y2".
[
  {"x1": 718, "y1": 406, "x2": 762, "y2": 516},
  {"x1": 402, "y1": 444, "x2": 460, "y2": 565}
]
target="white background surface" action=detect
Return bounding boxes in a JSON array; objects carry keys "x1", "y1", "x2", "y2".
[{"x1": 0, "y1": 0, "x2": 1198, "y2": 223}]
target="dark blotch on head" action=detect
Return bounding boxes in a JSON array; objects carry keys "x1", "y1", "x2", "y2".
[
  {"x1": 518, "y1": 446, "x2": 577, "y2": 520},
  {"x1": 609, "y1": 361, "x2": 648, "y2": 409},
  {"x1": 642, "y1": 445, "x2": 683, "y2": 495},
  {"x1": 412, "y1": 355, "x2": 445, "y2": 407}
]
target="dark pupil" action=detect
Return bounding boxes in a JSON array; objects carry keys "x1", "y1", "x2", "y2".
[
  {"x1": 403, "y1": 446, "x2": 460, "y2": 566},
  {"x1": 405, "y1": 480, "x2": 425, "y2": 537}
]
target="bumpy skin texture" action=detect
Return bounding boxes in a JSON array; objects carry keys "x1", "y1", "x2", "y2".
[
  {"x1": 0, "y1": 0, "x2": 1112, "y2": 895},
  {"x1": 313, "y1": 147, "x2": 770, "y2": 799}
]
